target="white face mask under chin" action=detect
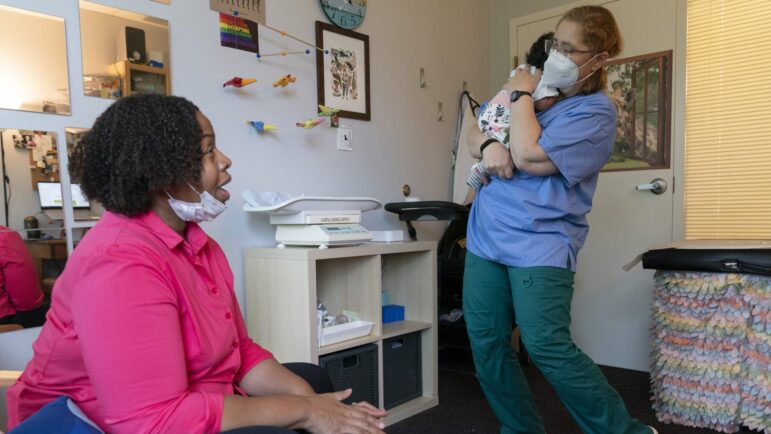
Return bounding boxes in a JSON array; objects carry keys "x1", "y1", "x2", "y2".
[
  {"x1": 166, "y1": 184, "x2": 228, "y2": 223},
  {"x1": 541, "y1": 49, "x2": 599, "y2": 90}
]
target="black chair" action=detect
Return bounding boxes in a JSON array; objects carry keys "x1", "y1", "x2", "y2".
[{"x1": 385, "y1": 201, "x2": 529, "y2": 364}]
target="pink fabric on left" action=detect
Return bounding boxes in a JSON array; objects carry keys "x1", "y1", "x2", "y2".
[
  {"x1": 0, "y1": 225, "x2": 43, "y2": 319},
  {"x1": 6, "y1": 211, "x2": 273, "y2": 434}
]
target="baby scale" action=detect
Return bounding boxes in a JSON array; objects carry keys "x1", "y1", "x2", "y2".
[{"x1": 242, "y1": 192, "x2": 382, "y2": 248}]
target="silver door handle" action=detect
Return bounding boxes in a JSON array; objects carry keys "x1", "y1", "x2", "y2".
[{"x1": 636, "y1": 178, "x2": 667, "y2": 195}]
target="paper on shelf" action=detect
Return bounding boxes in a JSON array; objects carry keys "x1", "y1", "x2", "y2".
[{"x1": 319, "y1": 320, "x2": 374, "y2": 347}]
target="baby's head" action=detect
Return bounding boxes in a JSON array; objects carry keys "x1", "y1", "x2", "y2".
[
  {"x1": 526, "y1": 32, "x2": 553, "y2": 70},
  {"x1": 526, "y1": 32, "x2": 559, "y2": 112}
]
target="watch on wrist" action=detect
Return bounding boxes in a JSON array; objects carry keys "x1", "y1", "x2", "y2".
[{"x1": 510, "y1": 90, "x2": 533, "y2": 103}]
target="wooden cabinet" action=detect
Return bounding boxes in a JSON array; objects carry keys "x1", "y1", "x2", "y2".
[
  {"x1": 114, "y1": 61, "x2": 170, "y2": 97},
  {"x1": 244, "y1": 241, "x2": 438, "y2": 426}
]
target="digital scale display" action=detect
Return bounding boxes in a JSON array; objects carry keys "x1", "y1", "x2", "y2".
[
  {"x1": 320, "y1": 225, "x2": 368, "y2": 234},
  {"x1": 276, "y1": 223, "x2": 372, "y2": 248}
]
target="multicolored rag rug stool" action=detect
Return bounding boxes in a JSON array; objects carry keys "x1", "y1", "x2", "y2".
[{"x1": 650, "y1": 270, "x2": 771, "y2": 433}]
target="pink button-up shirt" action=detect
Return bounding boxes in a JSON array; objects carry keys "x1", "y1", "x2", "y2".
[
  {"x1": 0, "y1": 226, "x2": 43, "y2": 319},
  {"x1": 6, "y1": 211, "x2": 273, "y2": 433}
]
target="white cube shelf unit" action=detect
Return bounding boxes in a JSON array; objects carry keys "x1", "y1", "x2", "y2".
[{"x1": 244, "y1": 241, "x2": 438, "y2": 425}]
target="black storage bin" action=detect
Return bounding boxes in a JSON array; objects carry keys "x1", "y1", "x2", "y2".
[
  {"x1": 383, "y1": 332, "x2": 422, "y2": 409},
  {"x1": 319, "y1": 344, "x2": 378, "y2": 407}
]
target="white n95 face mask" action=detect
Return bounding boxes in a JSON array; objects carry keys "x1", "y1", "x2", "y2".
[
  {"x1": 167, "y1": 184, "x2": 227, "y2": 223},
  {"x1": 541, "y1": 49, "x2": 599, "y2": 90},
  {"x1": 533, "y1": 80, "x2": 559, "y2": 101}
]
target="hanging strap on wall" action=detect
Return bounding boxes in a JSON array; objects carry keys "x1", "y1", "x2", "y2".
[
  {"x1": 462, "y1": 90, "x2": 480, "y2": 113},
  {"x1": 450, "y1": 91, "x2": 481, "y2": 205}
]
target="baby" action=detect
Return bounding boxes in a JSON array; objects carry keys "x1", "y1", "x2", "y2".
[{"x1": 467, "y1": 32, "x2": 559, "y2": 190}]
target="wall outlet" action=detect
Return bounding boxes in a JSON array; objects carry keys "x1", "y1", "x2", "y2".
[{"x1": 337, "y1": 125, "x2": 352, "y2": 151}]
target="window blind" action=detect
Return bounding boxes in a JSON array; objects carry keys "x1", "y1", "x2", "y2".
[{"x1": 685, "y1": 0, "x2": 771, "y2": 239}]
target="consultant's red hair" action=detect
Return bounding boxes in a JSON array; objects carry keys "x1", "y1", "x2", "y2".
[{"x1": 560, "y1": 5, "x2": 624, "y2": 94}]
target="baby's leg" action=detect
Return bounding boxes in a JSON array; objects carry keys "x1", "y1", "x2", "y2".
[{"x1": 466, "y1": 161, "x2": 490, "y2": 190}]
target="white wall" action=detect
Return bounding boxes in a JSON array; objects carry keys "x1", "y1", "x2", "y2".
[{"x1": 0, "y1": 0, "x2": 491, "y2": 313}]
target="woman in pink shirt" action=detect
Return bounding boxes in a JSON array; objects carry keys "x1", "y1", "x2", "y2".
[
  {"x1": 0, "y1": 225, "x2": 46, "y2": 328},
  {"x1": 7, "y1": 95, "x2": 386, "y2": 434}
]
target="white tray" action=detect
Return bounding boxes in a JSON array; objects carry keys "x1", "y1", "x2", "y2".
[
  {"x1": 242, "y1": 193, "x2": 382, "y2": 215},
  {"x1": 319, "y1": 320, "x2": 374, "y2": 347}
]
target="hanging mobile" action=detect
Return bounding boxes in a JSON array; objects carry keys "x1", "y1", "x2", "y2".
[
  {"x1": 247, "y1": 121, "x2": 278, "y2": 133},
  {"x1": 272, "y1": 74, "x2": 297, "y2": 88},
  {"x1": 296, "y1": 118, "x2": 326, "y2": 129},
  {"x1": 223, "y1": 77, "x2": 257, "y2": 88}
]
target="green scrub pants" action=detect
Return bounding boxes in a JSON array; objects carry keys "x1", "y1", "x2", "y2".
[{"x1": 462, "y1": 251, "x2": 650, "y2": 434}]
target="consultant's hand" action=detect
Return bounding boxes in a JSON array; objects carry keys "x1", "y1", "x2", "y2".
[
  {"x1": 503, "y1": 65, "x2": 541, "y2": 94},
  {"x1": 483, "y1": 142, "x2": 515, "y2": 180},
  {"x1": 304, "y1": 389, "x2": 387, "y2": 434}
]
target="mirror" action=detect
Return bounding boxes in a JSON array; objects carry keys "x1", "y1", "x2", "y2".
[
  {"x1": 65, "y1": 128, "x2": 105, "y2": 222},
  {"x1": 0, "y1": 5, "x2": 71, "y2": 115},
  {"x1": 79, "y1": 1, "x2": 171, "y2": 100},
  {"x1": 1, "y1": 129, "x2": 67, "y2": 321}
]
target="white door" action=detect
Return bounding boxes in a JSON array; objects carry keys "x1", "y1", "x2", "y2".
[{"x1": 509, "y1": 0, "x2": 681, "y2": 371}]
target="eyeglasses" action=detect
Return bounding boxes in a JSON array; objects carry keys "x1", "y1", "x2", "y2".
[{"x1": 545, "y1": 39, "x2": 593, "y2": 56}]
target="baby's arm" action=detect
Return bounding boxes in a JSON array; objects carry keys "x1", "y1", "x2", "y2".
[
  {"x1": 470, "y1": 91, "x2": 515, "y2": 189},
  {"x1": 477, "y1": 91, "x2": 512, "y2": 145},
  {"x1": 471, "y1": 69, "x2": 542, "y2": 188}
]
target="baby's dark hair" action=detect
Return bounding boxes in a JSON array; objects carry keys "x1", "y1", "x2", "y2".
[
  {"x1": 68, "y1": 95, "x2": 203, "y2": 216},
  {"x1": 525, "y1": 32, "x2": 554, "y2": 69}
]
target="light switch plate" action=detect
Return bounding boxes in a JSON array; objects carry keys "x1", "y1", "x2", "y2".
[{"x1": 337, "y1": 125, "x2": 352, "y2": 151}]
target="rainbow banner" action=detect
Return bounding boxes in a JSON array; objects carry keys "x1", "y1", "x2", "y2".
[{"x1": 219, "y1": 13, "x2": 259, "y2": 53}]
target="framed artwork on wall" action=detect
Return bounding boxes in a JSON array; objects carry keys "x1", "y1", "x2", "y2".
[
  {"x1": 602, "y1": 50, "x2": 673, "y2": 172},
  {"x1": 315, "y1": 21, "x2": 370, "y2": 121}
]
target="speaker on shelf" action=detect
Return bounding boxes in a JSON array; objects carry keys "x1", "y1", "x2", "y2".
[{"x1": 116, "y1": 26, "x2": 146, "y2": 64}]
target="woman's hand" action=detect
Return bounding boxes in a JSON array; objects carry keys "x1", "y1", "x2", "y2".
[
  {"x1": 352, "y1": 400, "x2": 388, "y2": 418},
  {"x1": 503, "y1": 65, "x2": 541, "y2": 94},
  {"x1": 483, "y1": 142, "x2": 515, "y2": 180},
  {"x1": 304, "y1": 388, "x2": 387, "y2": 434}
]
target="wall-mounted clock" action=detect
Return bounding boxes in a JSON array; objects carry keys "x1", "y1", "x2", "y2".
[{"x1": 320, "y1": 0, "x2": 366, "y2": 30}]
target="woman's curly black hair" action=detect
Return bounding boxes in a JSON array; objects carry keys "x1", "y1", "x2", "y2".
[{"x1": 69, "y1": 94, "x2": 203, "y2": 216}]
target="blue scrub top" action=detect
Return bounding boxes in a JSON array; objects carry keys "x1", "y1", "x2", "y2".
[{"x1": 467, "y1": 91, "x2": 616, "y2": 271}]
